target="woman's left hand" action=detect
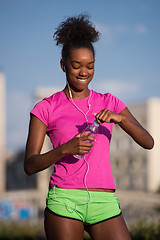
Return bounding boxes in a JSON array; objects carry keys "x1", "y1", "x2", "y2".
[
  {"x1": 93, "y1": 107, "x2": 154, "y2": 150},
  {"x1": 93, "y1": 109, "x2": 124, "y2": 124}
]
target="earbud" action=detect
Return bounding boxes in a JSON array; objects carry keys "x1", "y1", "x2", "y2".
[{"x1": 63, "y1": 66, "x2": 66, "y2": 72}]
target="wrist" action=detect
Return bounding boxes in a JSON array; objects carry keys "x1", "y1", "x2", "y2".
[
  {"x1": 119, "y1": 115, "x2": 127, "y2": 125},
  {"x1": 59, "y1": 143, "x2": 68, "y2": 156}
]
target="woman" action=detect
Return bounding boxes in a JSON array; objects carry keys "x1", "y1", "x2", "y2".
[{"x1": 24, "y1": 14, "x2": 154, "y2": 240}]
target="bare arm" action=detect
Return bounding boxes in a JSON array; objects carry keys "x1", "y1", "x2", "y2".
[
  {"x1": 93, "y1": 107, "x2": 154, "y2": 150},
  {"x1": 118, "y1": 108, "x2": 154, "y2": 149},
  {"x1": 24, "y1": 115, "x2": 95, "y2": 175}
]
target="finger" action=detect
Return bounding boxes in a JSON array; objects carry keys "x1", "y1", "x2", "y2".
[
  {"x1": 101, "y1": 111, "x2": 118, "y2": 123},
  {"x1": 93, "y1": 112, "x2": 103, "y2": 124},
  {"x1": 100, "y1": 114, "x2": 114, "y2": 123},
  {"x1": 99, "y1": 109, "x2": 110, "y2": 121},
  {"x1": 93, "y1": 112, "x2": 100, "y2": 124},
  {"x1": 82, "y1": 142, "x2": 94, "y2": 147},
  {"x1": 75, "y1": 131, "x2": 92, "y2": 138},
  {"x1": 93, "y1": 112, "x2": 103, "y2": 119},
  {"x1": 93, "y1": 110, "x2": 106, "y2": 123},
  {"x1": 94, "y1": 109, "x2": 116, "y2": 123},
  {"x1": 78, "y1": 144, "x2": 94, "y2": 154},
  {"x1": 75, "y1": 132, "x2": 82, "y2": 138},
  {"x1": 80, "y1": 136, "x2": 96, "y2": 142}
]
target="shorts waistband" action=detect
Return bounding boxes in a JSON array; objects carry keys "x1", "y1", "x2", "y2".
[{"x1": 46, "y1": 186, "x2": 121, "y2": 225}]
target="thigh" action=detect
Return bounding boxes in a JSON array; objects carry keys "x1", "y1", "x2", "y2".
[
  {"x1": 44, "y1": 208, "x2": 84, "y2": 240},
  {"x1": 86, "y1": 214, "x2": 131, "y2": 240}
]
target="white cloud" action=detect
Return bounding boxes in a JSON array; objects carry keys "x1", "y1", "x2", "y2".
[
  {"x1": 116, "y1": 23, "x2": 148, "y2": 35},
  {"x1": 95, "y1": 23, "x2": 114, "y2": 44},
  {"x1": 116, "y1": 24, "x2": 129, "y2": 34},
  {"x1": 95, "y1": 23, "x2": 111, "y2": 36},
  {"x1": 95, "y1": 22, "x2": 148, "y2": 45},
  {"x1": 134, "y1": 24, "x2": 148, "y2": 34},
  {"x1": 90, "y1": 78, "x2": 141, "y2": 102}
]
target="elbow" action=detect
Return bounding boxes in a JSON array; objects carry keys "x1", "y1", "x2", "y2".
[
  {"x1": 24, "y1": 159, "x2": 34, "y2": 176},
  {"x1": 148, "y1": 138, "x2": 154, "y2": 150},
  {"x1": 144, "y1": 136, "x2": 154, "y2": 150},
  {"x1": 24, "y1": 165, "x2": 33, "y2": 176}
]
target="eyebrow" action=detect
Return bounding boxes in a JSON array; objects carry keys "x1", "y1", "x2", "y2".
[{"x1": 71, "y1": 60, "x2": 95, "y2": 64}]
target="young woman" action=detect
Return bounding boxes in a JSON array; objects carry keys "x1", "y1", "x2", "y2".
[{"x1": 24, "y1": 14, "x2": 154, "y2": 240}]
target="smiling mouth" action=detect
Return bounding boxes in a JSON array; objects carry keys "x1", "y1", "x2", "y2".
[{"x1": 77, "y1": 78, "x2": 88, "y2": 82}]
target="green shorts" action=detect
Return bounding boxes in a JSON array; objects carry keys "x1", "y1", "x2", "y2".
[{"x1": 46, "y1": 186, "x2": 121, "y2": 225}]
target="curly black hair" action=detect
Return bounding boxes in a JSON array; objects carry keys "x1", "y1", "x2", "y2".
[{"x1": 53, "y1": 13, "x2": 100, "y2": 61}]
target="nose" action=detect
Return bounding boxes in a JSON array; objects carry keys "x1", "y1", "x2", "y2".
[{"x1": 79, "y1": 67, "x2": 87, "y2": 77}]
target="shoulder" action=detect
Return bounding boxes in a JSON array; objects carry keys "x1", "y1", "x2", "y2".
[
  {"x1": 92, "y1": 90, "x2": 127, "y2": 114},
  {"x1": 34, "y1": 91, "x2": 63, "y2": 109},
  {"x1": 30, "y1": 91, "x2": 63, "y2": 126},
  {"x1": 43, "y1": 91, "x2": 63, "y2": 104},
  {"x1": 92, "y1": 90, "x2": 117, "y2": 102}
]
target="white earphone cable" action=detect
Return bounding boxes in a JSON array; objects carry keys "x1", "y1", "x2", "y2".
[
  {"x1": 68, "y1": 84, "x2": 92, "y2": 125},
  {"x1": 53, "y1": 83, "x2": 92, "y2": 212},
  {"x1": 53, "y1": 155, "x2": 91, "y2": 213}
]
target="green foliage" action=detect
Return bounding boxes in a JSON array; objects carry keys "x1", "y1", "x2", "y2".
[
  {"x1": 0, "y1": 220, "x2": 160, "y2": 240},
  {"x1": 130, "y1": 220, "x2": 160, "y2": 240},
  {"x1": 0, "y1": 222, "x2": 45, "y2": 240}
]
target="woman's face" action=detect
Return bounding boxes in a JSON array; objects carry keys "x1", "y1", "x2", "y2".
[{"x1": 62, "y1": 48, "x2": 95, "y2": 92}]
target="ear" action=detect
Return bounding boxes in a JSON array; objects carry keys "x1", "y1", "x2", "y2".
[{"x1": 60, "y1": 59, "x2": 66, "y2": 72}]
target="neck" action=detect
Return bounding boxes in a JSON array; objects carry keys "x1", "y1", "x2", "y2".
[{"x1": 63, "y1": 86, "x2": 90, "y2": 100}]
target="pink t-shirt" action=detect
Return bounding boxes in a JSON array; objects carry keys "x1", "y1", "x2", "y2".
[{"x1": 31, "y1": 90, "x2": 127, "y2": 190}]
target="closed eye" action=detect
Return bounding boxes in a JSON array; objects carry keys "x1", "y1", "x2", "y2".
[
  {"x1": 72, "y1": 65, "x2": 80, "y2": 69},
  {"x1": 88, "y1": 66, "x2": 94, "y2": 70},
  {"x1": 88, "y1": 63, "x2": 94, "y2": 69},
  {"x1": 71, "y1": 60, "x2": 94, "y2": 70},
  {"x1": 71, "y1": 62, "x2": 80, "y2": 69}
]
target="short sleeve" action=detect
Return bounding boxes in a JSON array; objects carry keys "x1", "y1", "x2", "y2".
[
  {"x1": 105, "y1": 93, "x2": 127, "y2": 114},
  {"x1": 114, "y1": 96, "x2": 127, "y2": 114},
  {"x1": 30, "y1": 99, "x2": 50, "y2": 126}
]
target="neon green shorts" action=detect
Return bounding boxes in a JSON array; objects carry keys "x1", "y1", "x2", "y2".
[{"x1": 46, "y1": 186, "x2": 121, "y2": 225}]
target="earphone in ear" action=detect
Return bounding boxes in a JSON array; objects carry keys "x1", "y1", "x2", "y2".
[{"x1": 63, "y1": 66, "x2": 66, "y2": 72}]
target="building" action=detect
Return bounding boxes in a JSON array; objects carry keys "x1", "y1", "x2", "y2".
[
  {"x1": 110, "y1": 99, "x2": 160, "y2": 193},
  {"x1": 0, "y1": 73, "x2": 6, "y2": 194}
]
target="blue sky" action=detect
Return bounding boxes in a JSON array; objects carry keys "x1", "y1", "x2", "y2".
[{"x1": 0, "y1": 0, "x2": 160, "y2": 152}]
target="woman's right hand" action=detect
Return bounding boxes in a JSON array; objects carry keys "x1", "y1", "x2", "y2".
[
  {"x1": 62, "y1": 133, "x2": 95, "y2": 156},
  {"x1": 24, "y1": 115, "x2": 95, "y2": 176}
]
